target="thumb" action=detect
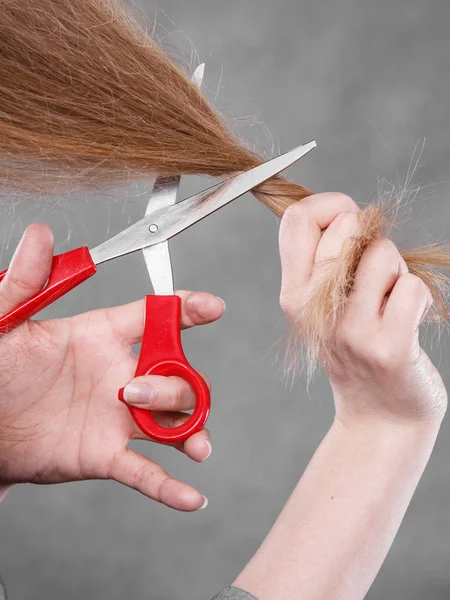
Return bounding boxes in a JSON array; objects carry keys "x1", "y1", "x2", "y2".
[{"x1": 0, "y1": 223, "x2": 54, "y2": 317}]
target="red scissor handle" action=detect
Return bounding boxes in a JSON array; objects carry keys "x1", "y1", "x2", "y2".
[
  {"x1": 119, "y1": 295, "x2": 210, "y2": 443},
  {"x1": 0, "y1": 247, "x2": 97, "y2": 333}
]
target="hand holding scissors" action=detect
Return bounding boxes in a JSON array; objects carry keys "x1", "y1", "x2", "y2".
[{"x1": 0, "y1": 64, "x2": 316, "y2": 443}]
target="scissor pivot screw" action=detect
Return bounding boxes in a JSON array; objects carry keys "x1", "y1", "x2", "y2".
[{"x1": 149, "y1": 224, "x2": 158, "y2": 233}]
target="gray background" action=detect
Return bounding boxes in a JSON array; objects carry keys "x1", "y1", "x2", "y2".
[{"x1": 1, "y1": 0, "x2": 450, "y2": 598}]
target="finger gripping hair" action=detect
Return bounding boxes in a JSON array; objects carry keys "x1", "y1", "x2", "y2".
[
  {"x1": 288, "y1": 203, "x2": 450, "y2": 381},
  {"x1": 0, "y1": 0, "x2": 449, "y2": 377}
]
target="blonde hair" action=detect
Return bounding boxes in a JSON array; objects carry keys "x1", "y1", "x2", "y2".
[{"x1": 1, "y1": 0, "x2": 449, "y2": 372}]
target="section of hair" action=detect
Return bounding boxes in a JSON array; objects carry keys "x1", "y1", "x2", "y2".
[{"x1": 0, "y1": 0, "x2": 311, "y2": 215}]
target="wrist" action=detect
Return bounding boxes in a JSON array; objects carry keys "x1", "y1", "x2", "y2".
[{"x1": 332, "y1": 413, "x2": 442, "y2": 455}]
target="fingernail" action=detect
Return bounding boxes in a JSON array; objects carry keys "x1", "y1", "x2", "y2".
[
  {"x1": 122, "y1": 382, "x2": 156, "y2": 407},
  {"x1": 203, "y1": 439, "x2": 212, "y2": 461},
  {"x1": 216, "y1": 296, "x2": 226, "y2": 313},
  {"x1": 198, "y1": 496, "x2": 208, "y2": 510},
  {"x1": 420, "y1": 295, "x2": 433, "y2": 325}
]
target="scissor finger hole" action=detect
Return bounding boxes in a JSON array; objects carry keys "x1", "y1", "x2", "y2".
[
  {"x1": 151, "y1": 410, "x2": 194, "y2": 429},
  {"x1": 129, "y1": 360, "x2": 210, "y2": 443}
]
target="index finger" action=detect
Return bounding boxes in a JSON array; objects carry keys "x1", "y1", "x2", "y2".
[
  {"x1": 279, "y1": 193, "x2": 360, "y2": 298},
  {"x1": 107, "y1": 291, "x2": 225, "y2": 345}
]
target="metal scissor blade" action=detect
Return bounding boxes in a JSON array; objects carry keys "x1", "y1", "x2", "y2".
[
  {"x1": 191, "y1": 63, "x2": 205, "y2": 88},
  {"x1": 142, "y1": 64, "x2": 206, "y2": 295},
  {"x1": 90, "y1": 140, "x2": 316, "y2": 265},
  {"x1": 145, "y1": 177, "x2": 179, "y2": 215},
  {"x1": 142, "y1": 178, "x2": 178, "y2": 295},
  {"x1": 144, "y1": 139, "x2": 317, "y2": 245},
  {"x1": 143, "y1": 242, "x2": 173, "y2": 295}
]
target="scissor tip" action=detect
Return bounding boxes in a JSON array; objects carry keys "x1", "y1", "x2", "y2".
[
  {"x1": 193, "y1": 63, "x2": 206, "y2": 85},
  {"x1": 303, "y1": 140, "x2": 317, "y2": 150},
  {"x1": 287, "y1": 140, "x2": 317, "y2": 161}
]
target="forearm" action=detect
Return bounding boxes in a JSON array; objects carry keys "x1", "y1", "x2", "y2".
[{"x1": 234, "y1": 418, "x2": 441, "y2": 600}]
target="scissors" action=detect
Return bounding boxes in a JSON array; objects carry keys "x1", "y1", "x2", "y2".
[{"x1": 0, "y1": 65, "x2": 316, "y2": 443}]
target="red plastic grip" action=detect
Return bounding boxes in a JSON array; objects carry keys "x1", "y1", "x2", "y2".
[
  {"x1": 119, "y1": 295, "x2": 210, "y2": 443},
  {"x1": 0, "y1": 247, "x2": 96, "y2": 333}
]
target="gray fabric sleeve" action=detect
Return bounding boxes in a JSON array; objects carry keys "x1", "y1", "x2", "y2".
[{"x1": 211, "y1": 586, "x2": 258, "y2": 600}]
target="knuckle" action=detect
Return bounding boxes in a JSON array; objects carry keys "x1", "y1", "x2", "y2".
[
  {"x1": 283, "y1": 201, "x2": 305, "y2": 222},
  {"x1": 280, "y1": 202, "x2": 308, "y2": 232},
  {"x1": 280, "y1": 289, "x2": 298, "y2": 321},
  {"x1": 131, "y1": 464, "x2": 157, "y2": 494},
  {"x1": 332, "y1": 211, "x2": 349, "y2": 224},
  {"x1": 329, "y1": 212, "x2": 361, "y2": 241},
  {"x1": 281, "y1": 193, "x2": 359, "y2": 232},
  {"x1": 132, "y1": 463, "x2": 150, "y2": 493},
  {"x1": 402, "y1": 273, "x2": 430, "y2": 299},
  {"x1": 173, "y1": 380, "x2": 184, "y2": 410},
  {"x1": 370, "y1": 238, "x2": 399, "y2": 261},
  {"x1": 368, "y1": 341, "x2": 402, "y2": 372},
  {"x1": 280, "y1": 279, "x2": 308, "y2": 319},
  {"x1": 3, "y1": 273, "x2": 34, "y2": 296},
  {"x1": 329, "y1": 192, "x2": 359, "y2": 213},
  {"x1": 164, "y1": 378, "x2": 183, "y2": 411},
  {"x1": 335, "y1": 320, "x2": 403, "y2": 373},
  {"x1": 335, "y1": 323, "x2": 362, "y2": 356},
  {"x1": 362, "y1": 239, "x2": 402, "y2": 277},
  {"x1": 279, "y1": 289, "x2": 289, "y2": 314},
  {"x1": 107, "y1": 449, "x2": 123, "y2": 481},
  {"x1": 157, "y1": 475, "x2": 173, "y2": 504},
  {"x1": 149, "y1": 382, "x2": 160, "y2": 400},
  {"x1": 333, "y1": 211, "x2": 360, "y2": 229}
]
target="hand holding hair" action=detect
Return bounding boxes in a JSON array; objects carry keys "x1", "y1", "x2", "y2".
[
  {"x1": 0, "y1": 224, "x2": 224, "y2": 511},
  {"x1": 280, "y1": 192, "x2": 447, "y2": 424}
]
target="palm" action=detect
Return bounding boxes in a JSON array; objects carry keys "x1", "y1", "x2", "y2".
[
  {"x1": 0, "y1": 308, "x2": 139, "y2": 485},
  {"x1": 0, "y1": 296, "x2": 221, "y2": 512}
]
